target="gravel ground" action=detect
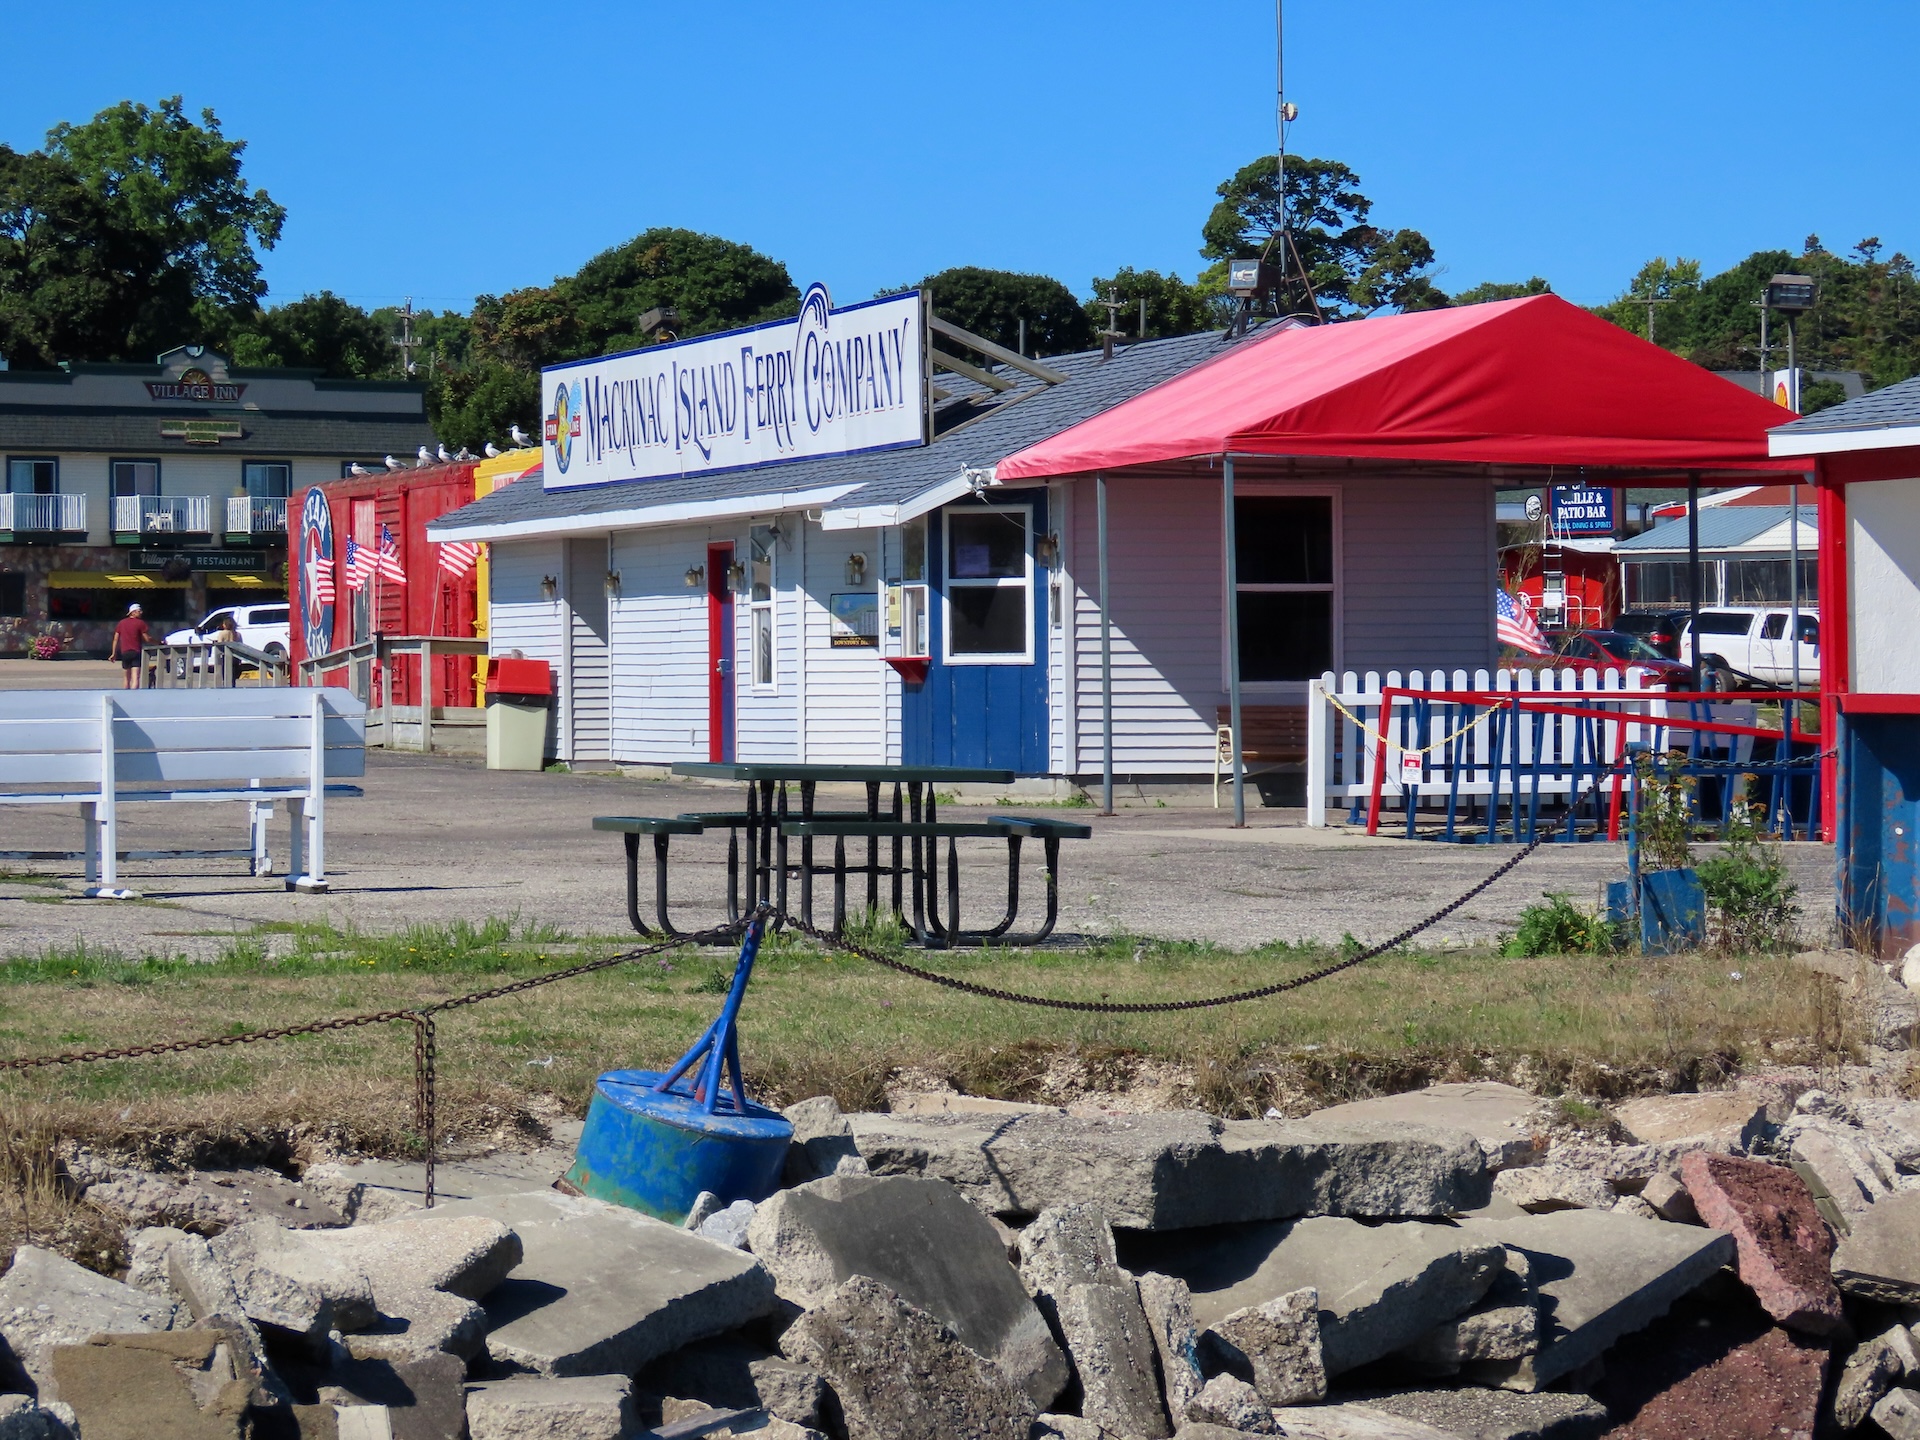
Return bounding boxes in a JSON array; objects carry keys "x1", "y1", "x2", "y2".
[{"x1": 0, "y1": 750, "x2": 1838, "y2": 960}]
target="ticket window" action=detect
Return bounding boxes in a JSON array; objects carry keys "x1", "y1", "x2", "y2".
[{"x1": 889, "y1": 519, "x2": 930, "y2": 659}]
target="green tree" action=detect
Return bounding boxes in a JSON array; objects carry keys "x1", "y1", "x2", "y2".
[
  {"x1": 45, "y1": 96, "x2": 284, "y2": 353},
  {"x1": 565, "y1": 227, "x2": 797, "y2": 355},
  {"x1": 1450, "y1": 276, "x2": 1552, "y2": 306},
  {"x1": 1200, "y1": 154, "x2": 1442, "y2": 319},
  {"x1": 225, "y1": 291, "x2": 391, "y2": 377},
  {"x1": 1083, "y1": 267, "x2": 1214, "y2": 340},
  {"x1": 919, "y1": 266, "x2": 1093, "y2": 358},
  {"x1": 427, "y1": 362, "x2": 539, "y2": 454},
  {"x1": 470, "y1": 285, "x2": 584, "y2": 370}
]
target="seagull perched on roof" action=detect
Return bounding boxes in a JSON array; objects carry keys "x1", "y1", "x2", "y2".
[
  {"x1": 417, "y1": 445, "x2": 434, "y2": 464},
  {"x1": 384, "y1": 455, "x2": 402, "y2": 471},
  {"x1": 455, "y1": 447, "x2": 472, "y2": 462},
  {"x1": 348, "y1": 463, "x2": 368, "y2": 476},
  {"x1": 483, "y1": 441, "x2": 500, "y2": 458},
  {"x1": 509, "y1": 424, "x2": 533, "y2": 448},
  {"x1": 437, "y1": 443, "x2": 453, "y2": 463}
]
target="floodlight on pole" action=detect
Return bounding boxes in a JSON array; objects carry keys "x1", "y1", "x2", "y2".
[{"x1": 1764, "y1": 274, "x2": 1817, "y2": 413}]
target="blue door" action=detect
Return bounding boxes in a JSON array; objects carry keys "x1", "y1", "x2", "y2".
[{"x1": 901, "y1": 491, "x2": 1049, "y2": 772}]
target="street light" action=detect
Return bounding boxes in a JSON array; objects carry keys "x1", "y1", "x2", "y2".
[{"x1": 1764, "y1": 275, "x2": 1818, "y2": 706}]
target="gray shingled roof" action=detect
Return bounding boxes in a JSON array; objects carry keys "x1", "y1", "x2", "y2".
[
  {"x1": 431, "y1": 327, "x2": 1255, "y2": 535},
  {"x1": 1772, "y1": 374, "x2": 1920, "y2": 435},
  {"x1": 1613, "y1": 504, "x2": 1814, "y2": 551},
  {"x1": 0, "y1": 407, "x2": 435, "y2": 457}
]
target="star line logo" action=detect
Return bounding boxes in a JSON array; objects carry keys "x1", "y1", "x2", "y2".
[{"x1": 545, "y1": 381, "x2": 583, "y2": 473}]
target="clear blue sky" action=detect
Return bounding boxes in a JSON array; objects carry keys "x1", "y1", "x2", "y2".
[{"x1": 7, "y1": 1, "x2": 1915, "y2": 318}]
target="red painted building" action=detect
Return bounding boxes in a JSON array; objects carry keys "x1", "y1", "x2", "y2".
[{"x1": 288, "y1": 459, "x2": 482, "y2": 709}]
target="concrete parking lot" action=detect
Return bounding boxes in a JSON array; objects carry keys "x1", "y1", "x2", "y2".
[{"x1": 0, "y1": 748, "x2": 1838, "y2": 961}]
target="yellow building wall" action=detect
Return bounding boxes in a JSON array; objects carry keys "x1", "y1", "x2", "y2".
[{"x1": 469, "y1": 448, "x2": 540, "y2": 699}]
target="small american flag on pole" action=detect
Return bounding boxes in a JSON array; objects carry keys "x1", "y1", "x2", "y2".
[
  {"x1": 311, "y1": 553, "x2": 336, "y2": 605},
  {"x1": 343, "y1": 538, "x2": 371, "y2": 593},
  {"x1": 438, "y1": 539, "x2": 482, "y2": 579},
  {"x1": 374, "y1": 523, "x2": 407, "y2": 585},
  {"x1": 1496, "y1": 589, "x2": 1551, "y2": 655}
]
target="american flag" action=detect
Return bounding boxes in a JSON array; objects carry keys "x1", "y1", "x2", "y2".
[
  {"x1": 438, "y1": 539, "x2": 482, "y2": 578},
  {"x1": 374, "y1": 523, "x2": 407, "y2": 585},
  {"x1": 343, "y1": 537, "x2": 371, "y2": 593},
  {"x1": 1496, "y1": 589, "x2": 1550, "y2": 655},
  {"x1": 310, "y1": 553, "x2": 335, "y2": 605}
]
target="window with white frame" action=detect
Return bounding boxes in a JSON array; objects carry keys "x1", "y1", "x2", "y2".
[
  {"x1": 1234, "y1": 494, "x2": 1334, "y2": 682},
  {"x1": 749, "y1": 523, "x2": 776, "y2": 687},
  {"x1": 944, "y1": 505, "x2": 1032, "y2": 663}
]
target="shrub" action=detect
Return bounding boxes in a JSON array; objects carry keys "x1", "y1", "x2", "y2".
[
  {"x1": 1633, "y1": 753, "x2": 1694, "y2": 872},
  {"x1": 1697, "y1": 817, "x2": 1799, "y2": 953},
  {"x1": 1504, "y1": 893, "x2": 1616, "y2": 957}
]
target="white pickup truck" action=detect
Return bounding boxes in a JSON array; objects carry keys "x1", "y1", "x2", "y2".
[{"x1": 1681, "y1": 608, "x2": 1818, "y2": 689}]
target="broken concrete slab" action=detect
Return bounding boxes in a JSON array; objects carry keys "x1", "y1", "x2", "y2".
[
  {"x1": 127, "y1": 1225, "x2": 192, "y2": 1297},
  {"x1": 78, "y1": 1163, "x2": 345, "y2": 1235},
  {"x1": 1017, "y1": 1202, "x2": 1127, "y2": 1296},
  {"x1": 1056, "y1": 1281, "x2": 1171, "y2": 1438},
  {"x1": 1267, "y1": 1404, "x2": 1466, "y2": 1440},
  {"x1": 1781, "y1": 1116, "x2": 1899, "y2": 1216},
  {"x1": 465, "y1": 1374, "x2": 635, "y2": 1440},
  {"x1": 1452, "y1": 1210, "x2": 1736, "y2": 1391},
  {"x1": 1490, "y1": 1165, "x2": 1615, "y2": 1214},
  {"x1": 1854, "y1": 1098, "x2": 1920, "y2": 1171},
  {"x1": 745, "y1": 1173, "x2": 1066, "y2": 1408},
  {"x1": 1612, "y1": 1092, "x2": 1768, "y2": 1149},
  {"x1": 1833, "y1": 1189, "x2": 1920, "y2": 1303},
  {"x1": 1126, "y1": 1217, "x2": 1504, "y2": 1376},
  {"x1": 892, "y1": 1092, "x2": 1067, "y2": 1118},
  {"x1": 1878, "y1": 1388, "x2": 1920, "y2": 1440},
  {"x1": 333, "y1": 1408, "x2": 395, "y2": 1440},
  {"x1": 1393, "y1": 1250, "x2": 1539, "y2": 1378},
  {"x1": 315, "y1": 1353, "x2": 466, "y2": 1440},
  {"x1": 430, "y1": 1188, "x2": 775, "y2": 1377},
  {"x1": 210, "y1": 1220, "x2": 377, "y2": 1343},
  {"x1": 1181, "y1": 1374, "x2": 1275, "y2": 1433},
  {"x1": 636, "y1": 1336, "x2": 828, "y2": 1429},
  {"x1": 1835, "y1": 1327, "x2": 1915, "y2": 1431},
  {"x1": 846, "y1": 1109, "x2": 1490, "y2": 1229},
  {"x1": 340, "y1": 1288, "x2": 487, "y2": 1365},
  {"x1": 0, "y1": 1395, "x2": 81, "y2": 1440},
  {"x1": 781, "y1": 1097, "x2": 868, "y2": 1186},
  {"x1": 779, "y1": 1274, "x2": 1038, "y2": 1440},
  {"x1": 1346, "y1": 1387, "x2": 1609, "y2": 1440},
  {"x1": 1639, "y1": 1172, "x2": 1698, "y2": 1224},
  {"x1": 1205, "y1": 1286, "x2": 1326, "y2": 1406},
  {"x1": 303, "y1": 1212, "x2": 523, "y2": 1303},
  {"x1": 695, "y1": 1200, "x2": 756, "y2": 1251},
  {"x1": 1306, "y1": 1083, "x2": 1547, "y2": 1171},
  {"x1": 1036, "y1": 1413, "x2": 1119, "y2": 1440},
  {"x1": 1136, "y1": 1271, "x2": 1204, "y2": 1417},
  {"x1": 0, "y1": 1246, "x2": 177, "y2": 1400},
  {"x1": 301, "y1": 1150, "x2": 575, "y2": 1224},
  {"x1": 50, "y1": 1329, "x2": 254, "y2": 1440},
  {"x1": 1678, "y1": 1152, "x2": 1841, "y2": 1334}
]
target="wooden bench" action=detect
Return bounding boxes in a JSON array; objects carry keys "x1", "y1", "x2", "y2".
[
  {"x1": 0, "y1": 689, "x2": 366, "y2": 898},
  {"x1": 1215, "y1": 704, "x2": 1308, "y2": 805}
]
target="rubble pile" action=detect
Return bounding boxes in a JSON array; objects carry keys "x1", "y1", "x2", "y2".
[{"x1": 5, "y1": 951, "x2": 1920, "y2": 1438}]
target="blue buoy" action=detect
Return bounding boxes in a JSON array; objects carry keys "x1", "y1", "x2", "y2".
[{"x1": 566, "y1": 915, "x2": 793, "y2": 1222}]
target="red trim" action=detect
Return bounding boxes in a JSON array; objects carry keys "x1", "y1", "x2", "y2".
[
  {"x1": 1817, "y1": 477, "x2": 1849, "y2": 840},
  {"x1": 706, "y1": 543, "x2": 733, "y2": 763},
  {"x1": 882, "y1": 656, "x2": 930, "y2": 685},
  {"x1": 1815, "y1": 445, "x2": 1920, "y2": 486},
  {"x1": 1837, "y1": 693, "x2": 1920, "y2": 715}
]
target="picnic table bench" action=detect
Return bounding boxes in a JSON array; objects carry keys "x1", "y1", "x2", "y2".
[{"x1": 592, "y1": 763, "x2": 1090, "y2": 947}]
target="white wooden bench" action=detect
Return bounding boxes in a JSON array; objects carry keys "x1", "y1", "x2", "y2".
[{"x1": 0, "y1": 689, "x2": 366, "y2": 898}]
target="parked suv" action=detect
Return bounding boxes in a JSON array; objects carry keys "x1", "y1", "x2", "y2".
[
  {"x1": 165, "y1": 604, "x2": 292, "y2": 660},
  {"x1": 1614, "y1": 610, "x2": 1691, "y2": 660},
  {"x1": 1680, "y1": 608, "x2": 1818, "y2": 690}
]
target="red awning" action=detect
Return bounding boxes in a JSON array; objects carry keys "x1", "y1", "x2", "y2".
[{"x1": 995, "y1": 295, "x2": 1805, "y2": 480}]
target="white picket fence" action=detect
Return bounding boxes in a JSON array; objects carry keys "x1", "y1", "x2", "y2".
[{"x1": 1304, "y1": 666, "x2": 1715, "y2": 828}]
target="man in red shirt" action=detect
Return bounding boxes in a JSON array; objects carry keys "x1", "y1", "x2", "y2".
[{"x1": 109, "y1": 603, "x2": 152, "y2": 689}]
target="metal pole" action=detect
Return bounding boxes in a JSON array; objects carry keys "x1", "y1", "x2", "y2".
[
  {"x1": 1687, "y1": 473, "x2": 1702, "y2": 691},
  {"x1": 1098, "y1": 473, "x2": 1114, "y2": 816},
  {"x1": 1225, "y1": 457, "x2": 1246, "y2": 826},
  {"x1": 1789, "y1": 479, "x2": 1802, "y2": 701},
  {"x1": 1787, "y1": 316, "x2": 1800, "y2": 413}
]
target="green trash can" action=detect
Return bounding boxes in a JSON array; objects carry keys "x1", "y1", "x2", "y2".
[{"x1": 485, "y1": 656, "x2": 553, "y2": 771}]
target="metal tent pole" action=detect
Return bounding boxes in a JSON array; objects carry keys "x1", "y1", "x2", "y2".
[
  {"x1": 1098, "y1": 473, "x2": 1114, "y2": 816},
  {"x1": 1789, "y1": 478, "x2": 1802, "y2": 701},
  {"x1": 1687, "y1": 474, "x2": 1702, "y2": 691},
  {"x1": 1225, "y1": 456, "x2": 1246, "y2": 826}
]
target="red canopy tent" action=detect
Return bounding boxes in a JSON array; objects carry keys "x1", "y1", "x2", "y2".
[{"x1": 996, "y1": 294, "x2": 1800, "y2": 480}]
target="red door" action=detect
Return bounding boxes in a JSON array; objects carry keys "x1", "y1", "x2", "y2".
[{"x1": 707, "y1": 543, "x2": 735, "y2": 762}]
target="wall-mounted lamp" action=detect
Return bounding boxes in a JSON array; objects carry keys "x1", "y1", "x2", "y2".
[
  {"x1": 726, "y1": 560, "x2": 747, "y2": 591},
  {"x1": 539, "y1": 575, "x2": 558, "y2": 601},
  {"x1": 604, "y1": 569, "x2": 621, "y2": 598},
  {"x1": 1035, "y1": 533, "x2": 1060, "y2": 567},
  {"x1": 846, "y1": 552, "x2": 867, "y2": 586},
  {"x1": 684, "y1": 564, "x2": 705, "y2": 588}
]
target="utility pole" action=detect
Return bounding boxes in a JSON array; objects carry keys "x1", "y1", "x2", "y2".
[
  {"x1": 392, "y1": 297, "x2": 419, "y2": 377},
  {"x1": 1628, "y1": 291, "x2": 1674, "y2": 343},
  {"x1": 1099, "y1": 289, "x2": 1124, "y2": 362}
]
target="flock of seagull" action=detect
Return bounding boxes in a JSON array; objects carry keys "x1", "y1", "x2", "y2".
[{"x1": 347, "y1": 424, "x2": 537, "y2": 475}]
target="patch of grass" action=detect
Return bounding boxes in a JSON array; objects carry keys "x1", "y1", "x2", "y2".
[{"x1": 1503, "y1": 894, "x2": 1618, "y2": 957}]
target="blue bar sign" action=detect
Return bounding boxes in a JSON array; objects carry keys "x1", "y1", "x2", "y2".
[{"x1": 1551, "y1": 486, "x2": 1616, "y2": 535}]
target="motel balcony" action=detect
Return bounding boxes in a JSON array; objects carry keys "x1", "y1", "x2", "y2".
[
  {"x1": 114, "y1": 494, "x2": 213, "y2": 544},
  {"x1": 0, "y1": 492, "x2": 87, "y2": 543},
  {"x1": 224, "y1": 495, "x2": 289, "y2": 543}
]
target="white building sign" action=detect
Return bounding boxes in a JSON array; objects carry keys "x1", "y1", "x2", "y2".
[{"x1": 542, "y1": 284, "x2": 926, "y2": 490}]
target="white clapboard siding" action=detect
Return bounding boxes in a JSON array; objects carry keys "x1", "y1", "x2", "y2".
[
  {"x1": 1342, "y1": 476, "x2": 1494, "y2": 674},
  {"x1": 803, "y1": 526, "x2": 887, "y2": 763},
  {"x1": 565, "y1": 538, "x2": 612, "y2": 763},
  {"x1": 609, "y1": 527, "x2": 708, "y2": 763},
  {"x1": 488, "y1": 538, "x2": 565, "y2": 759},
  {"x1": 733, "y1": 519, "x2": 801, "y2": 764}
]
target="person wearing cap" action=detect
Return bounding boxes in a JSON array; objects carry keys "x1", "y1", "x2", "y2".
[{"x1": 109, "y1": 603, "x2": 152, "y2": 689}]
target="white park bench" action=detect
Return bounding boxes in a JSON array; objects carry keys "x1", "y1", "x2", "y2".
[{"x1": 0, "y1": 689, "x2": 365, "y2": 898}]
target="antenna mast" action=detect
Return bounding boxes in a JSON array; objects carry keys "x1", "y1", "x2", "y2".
[{"x1": 1266, "y1": 2, "x2": 1320, "y2": 322}]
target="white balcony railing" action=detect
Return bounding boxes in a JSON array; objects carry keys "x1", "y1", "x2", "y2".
[
  {"x1": 0, "y1": 492, "x2": 87, "y2": 533},
  {"x1": 114, "y1": 494, "x2": 212, "y2": 536},
  {"x1": 225, "y1": 495, "x2": 289, "y2": 535}
]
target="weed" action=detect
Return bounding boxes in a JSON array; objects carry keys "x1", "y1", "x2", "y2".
[
  {"x1": 1697, "y1": 817, "x2": 1799, "y2": 953},
  {"x1": 1504, "y1": 894, "x2": 1616, "y2": 957},
  {"x1": 692, "y1": 964, "x2": 734, "y2": 995},
  {"x1": 1634, "y1": 754, "x2": 1695, "y2": 872},
  {"x1": 839, "y1": 906, "x2": 908, "y2": 954}
]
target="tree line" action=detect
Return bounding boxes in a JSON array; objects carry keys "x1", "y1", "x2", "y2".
[{"x1": 1, "y1": 97, "x2": 1904, "y2": 447}]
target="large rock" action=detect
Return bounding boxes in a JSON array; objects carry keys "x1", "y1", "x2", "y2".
[
  {"x1": 1781, "y1": 1116, "x2": 1899, "y2": 1216},
  {"x1": 1452, "y1": 1210, "x2": 1735, "y2": 1391},
  {"x1": 1182, "y1": 1374, "x2": 1275, "y2": 1433},
  {"x1": 847, "y1": 1110, "x2": 1490, "y2": 1228},
  {"x1": 1833, "y1": 1190, "x2": 1920, "y2": 1302},
  {"x1": 1835, "y1": 1327, "x2": 1919, "y2": 1431},
  {"x1": 79, "y1": 1163, "x2": 345, "y2": 1234},
  {"x1": 1306, "y1": 1083, "x2": 1547, "y2": 1171},
  {"x1": 315, "y1": 1352, "x2": 467, "y2": 1440},
  {"x1": 1265, "y1": 1404, "x2": 1465, "y2": 1439},
  {"x1": 1347, "y1": 1387, "x2": 1609, "y2": 1440},
  {"x1": 430, "y1": 1189, "x2": 774, "y2": 1377},
  {"x1": 1612, "y1": 1092, "x2": 1768, "y2": 1149},
  {"x1": 781, "y1": 1097, "x2": 868, "y2": 1186},
  {"x1": 1205, "y1": 1287, "x2": 1326, "y2": 1406},
  {"x1": 1638, "y1": 1173, "x2": 1698, "y2": 1224},
  {"x1": 1490, "y1": 1165, "x2": 1615, "y2": 1214},
  {"x1": 1854, "y1": 1098, "x2": 1920, "y2": 1171},
  {"x1": 1056, "y1": 1282, "x2": 1170, "y2": 1438},
  {"x1": 1136, "y1": 1272, "x2": 1204, "y2": 1416},
  {"x1": 0, "y1": 1246, "x2": 177, "y2": 1400},
  {"x1": 340, "y1": 1287, "x2": 488, "y2": 1365},
  {"x1": 210, "y1": 1219, "x2": 378, "y2": 1342},
  {"x1": 1393, "y1": 1251, "x2": 1539, "y2": 1375},
  {"x1": 1878, "y1": 1388, "x2": 1920, "y2": 1440},
  {"x1": 745, "y1": 1174, "x2": 1066, "y2": 1408},
  {"x1": 637, "y1": 1337, "x2": 828, "y2": 1429},
  {"x1": 465, "y1": 1374, "x2": 635, "y2": 1440},
  {"x1": 1017, "y1": 1203, "x2": 1128, "y2": 1295},
  {"x1": 50, "y1": 1329, "x2": 255, "y2": 1440},
  {"x1": 779, "y1": 1274, "x2": 1038, "y2": 1440},
  {"x1": 1126, "y1": 1217, "x2": 1505, "y2": 1375},
  {"x1": 1678, "y1": 1152, "x2": 1841, "y2": 1334}
]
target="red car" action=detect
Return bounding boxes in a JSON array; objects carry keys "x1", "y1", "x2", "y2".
[{"x1": 1514, "y1": 629, "x2": 1695, "y2": 688}]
